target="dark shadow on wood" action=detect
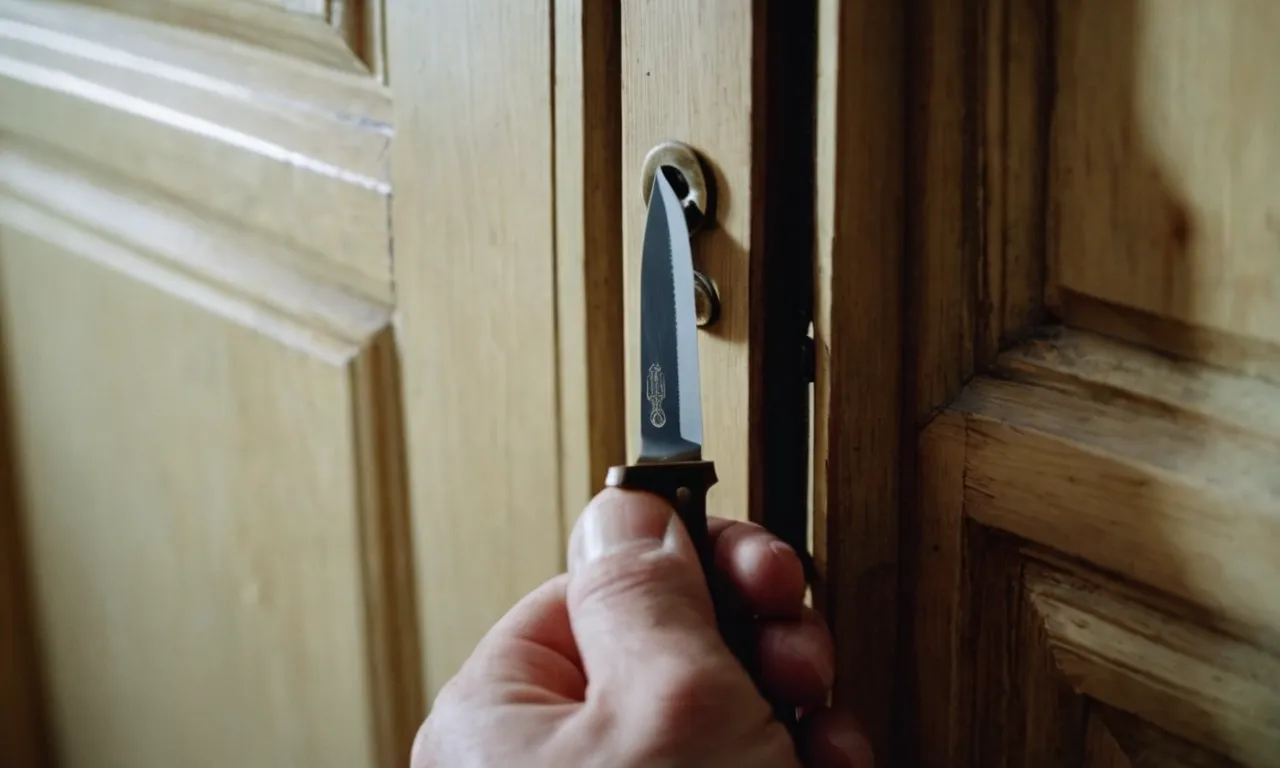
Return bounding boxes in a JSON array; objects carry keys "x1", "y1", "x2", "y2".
[{"x1": 0, "y1": 252, "x2": 54, "y2": 766}]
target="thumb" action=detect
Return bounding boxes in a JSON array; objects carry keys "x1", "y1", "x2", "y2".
[{"x1": 566, "y1": 488, "x2": 732, "y2": 691}]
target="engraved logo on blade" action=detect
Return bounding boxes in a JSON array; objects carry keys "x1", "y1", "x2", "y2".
[{"x1": 646, "y1": 362, "x2": 667, "y2": 428}]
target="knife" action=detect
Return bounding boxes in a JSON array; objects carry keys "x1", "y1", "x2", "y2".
[{"x1": 605, "y1": 166, "x2": 797, "y2": 730}]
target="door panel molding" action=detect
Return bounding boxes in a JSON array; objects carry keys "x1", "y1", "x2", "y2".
[
  {"x1": 906, "y1": 329, "x2": 1280, "y2": 766},
  {"x1": 0, "y1": 202, "x2": 420, "y2": 766},
  {"x1": 813, "y1": 0, "x2": 904, "y2": 755},
  {"x1": 1029, "y1": 561, "x2": 1280, "y2": 765},
  {"x1": 69, "y1": 0, "x2": 385, "y2": 77},
  {"x1": 904, "y1": 0, "x2": 1052, "y2": 423},
  {"x1": 0, "y1": 0, "x2": 394, "y2": 299}
]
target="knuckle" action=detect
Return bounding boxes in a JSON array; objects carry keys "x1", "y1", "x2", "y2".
[
  {"x1": 409, "y1": 714, "x2": 445, "y2": 768},
  {"x1": 643, "y1": 659, "x2": 745, "y2": 739}
]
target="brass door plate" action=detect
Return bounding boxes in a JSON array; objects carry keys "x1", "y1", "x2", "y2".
[{"x1": 640, "y1": 140, "x2": 714, "y2": 235}]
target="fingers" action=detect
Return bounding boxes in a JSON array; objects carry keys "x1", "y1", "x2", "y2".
[
  {"x1": 463, "y1": 574, "x2": 587, "y2": 701},
  {"x1": 704, "y1": 522, "x2": 838, "y2": 713},
  {"x1": 796, "y1": 708, "x2": 875, "y2": 768},
  {"x1": 477, "y1": 574, "x2": 577, "y2": 663},
  {"x1": 565, "y1": 488, "x2": 739, "y2": 691},
  {"x1": 708, "y1": 518, "x2": 807, "y2": 619},
  {"x1": 753, "y1": 607, "x2": 834, "y2": 708}
]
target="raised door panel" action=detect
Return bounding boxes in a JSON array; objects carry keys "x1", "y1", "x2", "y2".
[
  {"x1": 909, "y1": 335, "x2": 1280, "y2": 765},
  {"x1": 1048, "y1": 0, "x2": 1280, "y2": 364},
  {"x1": 0, "y1": 203, "x2": 396, "y2": 766},
  {"x1": 0, "y1": 1, "x2": 417, "y2": 765},
  {"x1": 70, "y1": 0, "x2": 385, "y2": 77},
  {"x1": 0, "y1": 0, "x2": 394, "y2": 299},
  {"x1": 900, "y1": 0, "x2": 1280, "y2": 765}
]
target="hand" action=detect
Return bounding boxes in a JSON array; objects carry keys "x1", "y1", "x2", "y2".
[{"x1": 411, "y1": 488, "x2": 873, "y2": 767}]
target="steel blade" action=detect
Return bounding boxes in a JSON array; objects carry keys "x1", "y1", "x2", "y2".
[{"x1": 638, "y1": 169, "x2": 703, "y2": 462}]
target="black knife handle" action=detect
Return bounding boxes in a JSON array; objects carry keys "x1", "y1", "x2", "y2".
[{"x1": 604, "y1": 460, "x2": 799, "y2": 733}]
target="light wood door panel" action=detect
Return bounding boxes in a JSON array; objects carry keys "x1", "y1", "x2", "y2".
[
  {"x1": 69, "y1": 0, "x2": 384, "y2": 77},
  {"x1": 0, "y1": 0, "x2": 421, "y2": 764},
  {"x1": 9, "y1": 1, "x2": 1272, "y2": 765},
  {"x1": 0, "y1": 0, "x2": 394, "y2": 299},
  {"x1": 2, "y1": 0, "x2": 610, "y2": 761},
  {"x1": 0, "y1": 218, "x2": 400, "y2": 766},
  {"x1": 0, "y1": 154, "x2": 421, "y2": 766},
  {"x1": 385, "y1": 0, "x2": 571, "y2": 698}
]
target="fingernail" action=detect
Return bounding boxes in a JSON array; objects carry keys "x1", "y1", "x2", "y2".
[
  {"x1": 570, "y1": 491, "x2": 674, "y2": 572},
  {"x1": 769, "y1": 540, "x2": 794, "y2": 556}
]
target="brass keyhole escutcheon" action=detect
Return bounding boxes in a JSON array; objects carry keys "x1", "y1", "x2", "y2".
[
  {"x1": 640, "y1": 140, "x2": 714, "y2": 235},
  {"x1": 641, "y1": 140, "x2": 720, "y2": 328},
  {"x1": 692, "y1": 271, "x2": 720, "y2": 328}
]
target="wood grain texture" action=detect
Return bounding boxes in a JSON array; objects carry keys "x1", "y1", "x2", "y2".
[
  {"x1": 0, "y1": 0, "x2": 394, "y2": 299},
  {"x1": 813, "y1": 0, "x2": 903, "y2": 755},
  {"x1": 955, "y1": 344, "x2": 1280, "y2": 645},
  {"x1": 1098, "y1": 704, "x2": 1242, "y2": 768},
  {"x1": 904, "y1": 0, "x2": 975, "y2": 421},
  {"x1": 1001, "y1": 327, "x2": 1280, "y2": 441},
  {"x1": 976, "y1": 0, "x2": 1050, "y2": 363},
  {"x1": 620, "y1": 0, "x2": 753, "y2": 523},
  {"x1": 968, "y1": 530, "x2": 1086, "y2": 768},
  {"x1": 900, "y1": 411, "x2": 969, "y2": 767},
  {"x1": 1028, "y1": 563, "x2": 1280, "y2": 766},
  {"x1": 901, "y1": 3, "x2": 1279, "y2": 763},
  {"x1": 74, "y1": 0, "x2": 379, "y2": 75},
  {"x1": 905, "y1": 0, "x2": 1051, "y2": 422},
  {"x1": 1058, "y1": 291, "x2": 1280, "y2": 387},
  {"x1": 1, "y1": 0, "x2": 390, "y2": 117},
  {"x1": 1047, "y1": 0, "x2": 1280, "y2": 346},
  {"x1": 553, "y1": 0, "x2": 624, "y2": 534},
  {"x1": 1084, "y1": 710, "x2": 1132, "y2": 768},
  {"x1": 911, "y1": 327, "x2": 1280, "y2": 764},
  {"x1": 387, "y1": 0, "x2": 566, "y2": 699},
  {"x1": 0, "y1": 162, "x2": 420, "y2": 766},
  {"x1": 349, "y1": 329, "x2": 426, "y2": 766}
]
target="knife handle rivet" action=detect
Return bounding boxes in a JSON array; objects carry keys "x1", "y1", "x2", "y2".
[
  {"x1": 640, "y1": 140, "x2": 714, "y2": 235},
  {"x1": 693, "y1": 270, "x2": 721, "y2": 329},
  {"x1": 676, "y1": 486, "x2": 692, "y2": 506}
]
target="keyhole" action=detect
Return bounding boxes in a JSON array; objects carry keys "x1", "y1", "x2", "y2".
[
  {"x1": 660, "y1": 164, "x2": 704, "y2": 233},
  {"x1": 660, "y1": 164, "x2": 690, "y2": 199}
]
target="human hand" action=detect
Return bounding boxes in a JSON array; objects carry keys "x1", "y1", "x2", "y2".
[{"x1": 410, "y1": 488, "x2": 873, "y2": 767}]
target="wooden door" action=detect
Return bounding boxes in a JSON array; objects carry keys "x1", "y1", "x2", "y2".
[
  {"x1": 0, "y1": 1, "x2": 582, "y2": 765},
  {"x1": 892, "y1": 0, "x2": 1280, "y2": 765}
]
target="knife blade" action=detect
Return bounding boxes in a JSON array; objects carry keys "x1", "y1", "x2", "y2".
[{"x1": 606, "y1": 167, "x2": 797, "y2": 730}]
